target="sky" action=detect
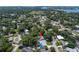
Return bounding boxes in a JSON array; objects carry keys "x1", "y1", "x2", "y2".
[{"x1": 0, "y1": 0, "x2": 79, "y2": 6}]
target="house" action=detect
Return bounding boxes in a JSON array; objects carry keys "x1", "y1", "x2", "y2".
[
  {"x1": 51, "y1": 20, "x2": 60, "y2": 26},
  {"x1": 24, "y1": 29, "x2": 29, "y2": 34},
  {"x1": 75, "y1": 25, "x2": 79, "y2": 28},
  {"x1": 57, "y1": 35, "x2": 64, "y2": 40},
  {"x1": 12, "y1": 20, "x2": 16, "y2": 23},
  {"x1": 19, "y1": 15, "x2": 26, "y2": 19},
  {"x1": 8, "y1": 37, "x2": 13, "y2": 42},
  {"x1": 10, "y1": 14, "x2": 15, "y2": 16},
  {"x1": 2, "y1": 26, "x2": 7, "y2": 31},
  {"x1": 48, "y1": 29, "x2": 53, "y2": 31},
  {"x1": 73, "y1": 25, "x2": 79, "y2": 32}
]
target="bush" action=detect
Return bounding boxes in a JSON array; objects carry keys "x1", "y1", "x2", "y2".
[
  {"x1": 67, "y1": 42, "x2": 76, "y2": 48},
  {"x1": 56, "y1": 40, "x2": 62, "y2": 46},
  {"x1": 0, "y1": 36, "x2": 13, "y2": 52}
]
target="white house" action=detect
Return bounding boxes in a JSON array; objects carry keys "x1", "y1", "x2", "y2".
[
  {"x1": 8, "y1": 37, "x2": 13, "y2": 41},
  {"x1": 24, "y1": 29, "x2": 29, "y2": 34},
  {"x1": 75, "y1": 25, "x2": 79, "y2": 28},
  {"x1": 73, "y1": 25, "x2": 79, "y2": 32},
  {"x1": 57, "y1": 35, "x2": 64, "y2": 40},
  {"x1": 2, "y1": 26, "x2": 7, "y2": 31}
]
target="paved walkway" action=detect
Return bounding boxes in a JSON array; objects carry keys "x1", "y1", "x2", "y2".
[{"x1": 12, "y1": 34, "x2": 22, "y2": 52}]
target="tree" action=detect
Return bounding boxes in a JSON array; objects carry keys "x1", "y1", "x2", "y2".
[
  {"x1": 52, "y1": 26, "x2": 59, "y2": 34},
  {"x1": 22, "y1": 35, "x2": 37, "y2": 47},
  {"x1": 0, "y1": 36, "x2": 13, "y2": 52},
  {"x1": 22, "y1": 35, "x2": 31, "y2": 46},
  {"x1": 67, "y1": 42, "x2": 76, "y2": 48}
]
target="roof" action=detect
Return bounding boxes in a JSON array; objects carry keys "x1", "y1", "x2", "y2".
[
  {"x1": 25, "y1": 29, "x2": 29, "y2": 32},
  {"x1": 75, "y1": 25, "x2": 79, "y2": 28},
  {"x1": 57, "y1": 35, "x2": 64, "y2": 39}
]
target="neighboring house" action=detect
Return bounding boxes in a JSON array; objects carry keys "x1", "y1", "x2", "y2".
[
  {"x1": 2, "y1": 26, "x2": 7, "y2": 31},
  {"x1": 73, "y1": 25, "x2": 79, "y2": 32},
  {"x1": 57, "y1": 35, "x2": 64, "y2": 40},
  {"x1": 8, "y1": 37, "x2": 13, "y2": 42},
  {"x1": 48, "y1": 29, "x2": 53, "y2": 31},
  {"x1": 24, "y1": 29, "x2": 29, "y2": 34},
  {"x1": 19, "y1": 15, "x2": 26, "y2": 19}
]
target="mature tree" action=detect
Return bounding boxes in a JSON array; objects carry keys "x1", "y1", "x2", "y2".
[{"x1": 0, "y1": 36, "x2": 13, "y2": 52}]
